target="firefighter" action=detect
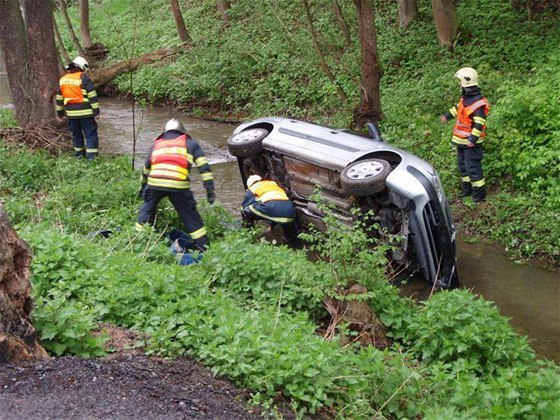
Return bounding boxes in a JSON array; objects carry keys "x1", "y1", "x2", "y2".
[
  {"x1": 240, "y1": 175, "x2": 298, "y2": 244},
  {"x1": 136, "y1": 118, "x2": 215, "y2": 251},
  {"x1": 441, "y1": 67, "x2": 489, "y2": 203},
  {"x1": 56, "y1": 56, "x2": 100, "y2": 160}
]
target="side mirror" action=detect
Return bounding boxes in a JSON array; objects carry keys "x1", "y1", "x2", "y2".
[{"x1": 366, "y1": 122, "x2": 384, "y2": 142}]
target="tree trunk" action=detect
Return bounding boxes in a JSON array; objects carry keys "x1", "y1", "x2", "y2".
[
  {"x1": 431, "y1": 0, "x2": 458, "y2": 48},
  {"x1": 0, "y1": 0, "x2": 33, "y2": 126},
  {"x1": 216, "y1": 0, "x2": 231, "y2": 23},
  {"x1": 302, "y1": 0, "x2": 348, "y2": 103},
  {"x1": 24, "y1": 0, "x2": 61, "y2": 126},
  {"x1": 169, "y1": 0, "x2": 192, "y2": 43},
  {"x1": 398, "y1": 0, "x2": 418, "y2": 29},
  {"x1": 332, "y1": 0, "x2": 351, "y2": 48},
  {"x1": 0, "y1": 205, "x2": 49, "y2": 363},
  {"x1": 353, "y1": 0, "x2": 383, "y2": 129},
  {"x1": 80, "y1": 0, "x2": 92, "y2": 48},
  {"x1": 0, "y1": 0, "x2": 60, "y2": 127},
  {"x1": 53, "y1": 18, "x2": 72, "y2": 65},
  {"x1": 57, "y1": 0, "x2": 86, "y2": 57}
]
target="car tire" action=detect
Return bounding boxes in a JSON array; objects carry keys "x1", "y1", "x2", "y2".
[
  {"x1": 340, "y1": 158, "x2": 391, "y2": 196},
  {"x1": 227, "y1": 128, "x2": 269, "y2": 157}
]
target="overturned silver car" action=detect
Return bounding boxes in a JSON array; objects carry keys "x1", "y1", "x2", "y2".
[{"x1": 227, "y1": 117, "x2": 458, "y2": 288}]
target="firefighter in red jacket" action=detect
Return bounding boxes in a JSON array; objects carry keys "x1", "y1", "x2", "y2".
[
  {"x1": 441, "y1": 67, "x2": 489, "y2": 203},
  {"x1": 136, "y1": 119, "x2": 215, "y2": 251},
  {"x1": 56, "y1": 56, "x2": 100, "y2": 160}
]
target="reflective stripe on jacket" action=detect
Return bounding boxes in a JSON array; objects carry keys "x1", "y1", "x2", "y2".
[
  {"x1": 148, "y1": 134, "x2": 190, "y2": 189},
  {"x1": 249, "y1": 180, "x2": 289, "y2": 202},
  {"x1": 452, "y1": 98, "x2": 489, "y2": 145},
  {"x1": 56, "y1": 71, "x2": 99, "y2": 119}
]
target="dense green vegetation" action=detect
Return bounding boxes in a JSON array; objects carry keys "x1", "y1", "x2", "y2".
[
  {"x1": 0, "y1": 145, "x2": 558, "y2": 417},
  {"x1": 55, "y1": 0, "x2": 560, "y2": 264},
  {"x1": 0, "y1": 0, "x2": 558, "y2": 416}
]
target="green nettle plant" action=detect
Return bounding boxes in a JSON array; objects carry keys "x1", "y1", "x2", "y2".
[{"x1": 405, "y1": 289, "x2": 535, "y2": 373}]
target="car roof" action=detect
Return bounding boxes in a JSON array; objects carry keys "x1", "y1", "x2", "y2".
[{"x1": 248, "y1": 117, "x2": 401, "y2": 171}]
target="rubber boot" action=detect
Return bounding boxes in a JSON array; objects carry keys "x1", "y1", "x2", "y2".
[
  {"x1": 472, "y1": 186, "x2": 486, "y2": 203},
  {"x1": 460, "y1": 182, "x2": 472, "y2": 198}
]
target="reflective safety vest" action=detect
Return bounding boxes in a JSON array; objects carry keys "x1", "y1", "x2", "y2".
[
  {"x1": 148, "y1": 135, "x2": 190, "y2": 189},
  {"x1": 58, "y1": 72, "x2": 98, "y2": 118},
  {"x1": 249, "y1": 180, "x2": 289, "y2": 202},
  {"x1": 60, "y1": 72, "x2": 88, "y2": 105},
  {"x1": 452, "y1": 98, "x2": 489, "y2": 145}
]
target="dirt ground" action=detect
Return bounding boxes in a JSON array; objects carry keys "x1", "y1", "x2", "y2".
[{"x1": 0, "y1": 325, "x2": 296, "y2": 420}]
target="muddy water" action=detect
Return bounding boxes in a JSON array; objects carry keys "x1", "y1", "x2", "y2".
[{"x1": 0, "y1": 82, "x2": 558, "y2": 363}]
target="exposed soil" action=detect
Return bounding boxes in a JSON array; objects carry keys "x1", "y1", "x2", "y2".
[{"x1": 0, "y1": 325, "x2": 296, "y2": 419}]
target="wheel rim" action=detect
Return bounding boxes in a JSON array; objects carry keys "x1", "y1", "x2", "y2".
[
  {"x1": 346, "y1": 161, "x2": 385, "y2": 180},
  {"x1": 231, "y1": 129, "x2": 263, "y2": 144}
]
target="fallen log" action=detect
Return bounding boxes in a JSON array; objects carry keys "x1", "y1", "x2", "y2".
[{"x1": 90, "y1": 46, "x2": 185, "y2": 88}]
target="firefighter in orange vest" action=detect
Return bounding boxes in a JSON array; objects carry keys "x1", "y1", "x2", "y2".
[
  {"x1": 441, "y1": 67, "x2": 489, "y2": 203},
  {"x1": 56, "y1": 56, "x2": 100, "y2": 160},
  {"x1": 136, "y1": 118, "x2": 215, "y2": 251},
  {"x1": 241, "y1": 175, "x2": 298, "y2": 244}
]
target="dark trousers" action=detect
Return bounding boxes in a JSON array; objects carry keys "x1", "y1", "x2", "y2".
[
  {"x1": 68, "y1": 117, "x2": 99, "y2": 159},
  {"x1": 138, "y1": 188, "x2": 209, "y2": 250},
  {"x1": 240, "y1": 207, "x2": 299, "y2": 243},
  {"x1": 457, "y1": 145, "x2": 484, "y2": 185}
]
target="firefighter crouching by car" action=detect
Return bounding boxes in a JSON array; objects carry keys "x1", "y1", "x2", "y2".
[
  {"x1": 136, "y1": 118, "x2": 215, "y2": 251},
  {"x1": 441, "y1": 67, "x2": 489, "y2": 203},
  {"x1": 56, "y1": 56, "x2": 100, "y2": 160},
  {"x1": 240, "y1": 175, "x2": 299, "y2": 245}
]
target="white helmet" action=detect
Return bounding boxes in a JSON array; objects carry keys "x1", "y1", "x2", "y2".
[
  {"x1": 72, "y1": 56, "x2": 89, "y2": 72},
  {"x1": 246, "y1": 175, "x2": 262, "y2": 188},
  {"x1": 455, "y1": 67, "x2": 479, "y2": 87},
  {"x1": 164, "y1": 118, "x2": 186, "y2": 133}
]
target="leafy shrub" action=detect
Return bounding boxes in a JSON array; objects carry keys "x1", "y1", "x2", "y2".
[
  {"x1": 0, "y1": 145, "x2": 53, "y2": 192},
  {"x1": 405, "y1": 289, "x2": 534, "y2": 373},
  {"x1": 487, "y1": 52, "x2": 560, "y2": 210},
  {"x1": 206, "y1": 232, "x2": 328, "y2": 315},
  {"x1": 425, "y1": 361, "x2": 560, "y2": 419},
  {"x1": 33, "y1": 293, "x2": 107, "y2": 357}
]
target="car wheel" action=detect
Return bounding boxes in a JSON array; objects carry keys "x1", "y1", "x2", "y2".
[
  {"x1": 340, "y1": 158, "x2": 391, "y2": 196},
  {"x1": 227, "y1": 128, "x2": 269, "y2": 157}
]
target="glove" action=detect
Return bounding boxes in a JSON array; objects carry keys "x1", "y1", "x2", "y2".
[
  {"x1": 206, "y1": 189, "x2": 216, "y2": 205},
  {"x1": 138, "y1": 184, "x2": 147, "y2": 199}
]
